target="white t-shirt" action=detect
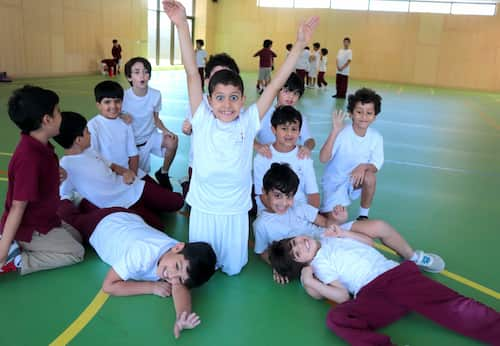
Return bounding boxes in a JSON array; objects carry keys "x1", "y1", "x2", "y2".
[
  {"x1": 311, "y1": 237, "x2": 398, "y2": 296},
  {"x1": 253, "y1": 146, "x2": 318, "y2": 208},
  {"x1": 59, "y1": 149, "x2": 144, "y2": 208},
  {"x1": 296, "y1": 49, "x2": 310, "y2": 70},
  {"x1": 186, "y1": 102, "x2": 260, "y2": 214},
  {"x1": 253, "y1": 203, "x2": 323, "y2": 254},
  {"x1": 309, "y1": 50, "x2": 320, "y2": 75},
  {"x1": 196, "y1": 49, "x2": 208, "y2": 68},
  {"x1": 122, "y1": 87, "x2": 162, "y2": 145},
  {"x1": 336, "y1": 48, "x2": 352, "y2": 76},
  {"x1": 90, "y1": 212, "x2": 177, "y2": 281},
  {"x1": 255, "y1": 104, "x2": 313, "y2": 146},
  {"x1": 87, "y1": 114, "x2": 145, "y2": 178},
  {"x1": 319, "y1": 56, "x2": 328, "y2": 73},
  {"x1": 322, "y1": 125, "x2": 383, "y2": 187}
]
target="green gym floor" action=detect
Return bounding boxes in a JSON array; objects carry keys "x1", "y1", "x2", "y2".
[{"x1": 0, "y1": 71, "x2": 499, "y2": 346}]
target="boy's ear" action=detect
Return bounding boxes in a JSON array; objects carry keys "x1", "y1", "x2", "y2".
[
  {"x1": 271, "y1": 125, "x2": 277, "y2": 135},
  {"x1": 241, "y1": 95, "x2": 246, "y2": 105},
  {"x1": 172, "y1": 242, "x2": 186, "y2": 253}
]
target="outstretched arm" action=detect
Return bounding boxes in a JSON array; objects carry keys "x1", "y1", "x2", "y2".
[
  {"x1": 172, "y1": 283, "x2": 200, "y2": 338},
  {"x1": 163, "y1": 0, "x2": 203, "y2": 116},
  {"x1": 256, "y1": 17, "x2": 319, "y2": 118},
  {"x1": 300, "y1": 266, "x2": 350, "y2": 303},
  {"x1": 102, "y1": 268, "x2": 172, "y2": 297}
]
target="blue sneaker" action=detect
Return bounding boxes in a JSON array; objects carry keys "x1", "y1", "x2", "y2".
[
  {"x1": 1, "y1": 241, "x2": 20, "y2": 273},
  {"x1": 414, "y1": 250, "x2": 445, "y2": 273}
]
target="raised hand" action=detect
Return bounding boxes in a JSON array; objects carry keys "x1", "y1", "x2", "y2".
[
  {"x1": 332, "y1": 109, "x2": 346, "y2": 131},
  {"x1": 162, "y1": 0, "x2": 187, "y2": 25},
  {"x1": 173, "y1": 311, "x2": 201, "y2": 339},
  {"x1": 323, "y1": 224, "x2": 345, "y2": 238},
  {"x1": 182, "y1": 119, "x2": 192, "y2": 135},
  {"x1": 255, "y1": 143, "x2": 272, "y2": 159},
  {"x1": 297, "y1": 16, "x2": 320, "y2": 46}
]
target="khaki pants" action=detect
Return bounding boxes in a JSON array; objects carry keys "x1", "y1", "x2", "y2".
[{"x1": 18, "y1": 222, "x2": 84, "y2": 275}]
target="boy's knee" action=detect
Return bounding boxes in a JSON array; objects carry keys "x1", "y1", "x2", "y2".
[
  {"x1": 70, "y1": 242, "x2": 86, "y2": 262},
  {"x1": 363, "y1": 171, "x2": 377, "y2": 186}
]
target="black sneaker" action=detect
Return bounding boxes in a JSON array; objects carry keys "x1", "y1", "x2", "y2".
[
  {"x1": 155, "y1": 169, "x2": 173, "y2": 191},
  {"x1": 331, "y1": 94, "x2": 337, "y2": 98},
  {"x1": 356, "y1": 215, "x2": 368, "y2": 221}
]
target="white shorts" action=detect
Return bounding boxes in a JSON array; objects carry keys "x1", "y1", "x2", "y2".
[
  {"x1": 189, "y1": 209, "x2": 249, "y2": 276},
  {"x1": 137, "y1": 131, "x2": 166, "y2": 173},
  {"x1": 320, "y1": 178, "x2": 361, "y2": 213}
]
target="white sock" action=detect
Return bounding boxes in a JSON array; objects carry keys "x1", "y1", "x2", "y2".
[
  {"x1": 161, "y1": 168, "x2": 169, "y2": 174},
  {"x1": 410, "y1": 252, "x2": 418, "y2": 262},
  {"x1": 14, "y1": 254, "x2": 22, "y2": 268},
  {"x1": 359, "y1": 207, "x2": 370, "y2": 217}
]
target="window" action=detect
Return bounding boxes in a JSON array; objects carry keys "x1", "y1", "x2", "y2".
[
  {"x1": 369, "y1": 0, "x2": 409, "y2": 12},
  {"x1": 148, "y1": 0, "x2": 194, "y2": 66},
  {"x1": 256, "y1": 0, "x2": 497, "y2": 16}
]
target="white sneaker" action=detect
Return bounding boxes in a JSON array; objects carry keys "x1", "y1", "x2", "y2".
[{"x1": 414, "y1": 250, "x2": 445, "y2": 273}]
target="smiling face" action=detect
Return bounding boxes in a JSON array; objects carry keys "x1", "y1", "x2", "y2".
[
  {"x1": 262, "y1": 188, "x2": 295, "y2": 214},
  {"x1": 208, "y1": 83, "x2": 245, "y2": 123},
  {"x1": 272, "y1": 120, "x2": 300, "y2": 152},
  {"x1": 350, "y1": 101, "x2": 376, "y2": 136},
  {"x1": 128, "y1": 61, "x2": 150, "y2": 91},
  {"x1": 96, "y1": 98, "x2": 122, "y2": 120},
  {"x1": 156, "y1": 243, "x2": 190, "y2": 285},
  {"x1": 289, "y1": 236, "x2": 320, "y2": 263}
]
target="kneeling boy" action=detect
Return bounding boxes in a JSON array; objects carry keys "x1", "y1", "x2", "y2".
[{"x1": 58, "y1": 200, "x2": 216, "y2": 338}]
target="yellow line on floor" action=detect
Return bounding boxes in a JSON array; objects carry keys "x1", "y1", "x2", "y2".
[
  {"x1": 0, "y1": 152, "x2": 12, "y2": 157},
  {"x1": 49, "y1": 290, "x2": 109, "y2": 346},
  {"x1": 0, "y1": 177, "x2": 7, "y2": 182},
  {"x1": 374, "y1": 243, "x2": 499, "y2": 300}
]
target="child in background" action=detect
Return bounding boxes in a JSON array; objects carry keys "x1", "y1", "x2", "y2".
[
  {"x1": 58, "y1": 200, "x2": 216, "y2": 339},
  {"x1": 122, "y1": 57, "x2": 179, "y2": 191},
  {"x1": 164, "y1": 0, "x2": 318, "y2": 275},
  {"x1": 270, "y1": 235, "x2": 499, "y2": 345},
  {"x1": 195, "y1": 39, "x2": 208, "y2": 91},
  {"x1": 254, "y1": 72, "x2": 315, "y2": 160},
  {"x1": 55, "y1": 111, "x2": 183, "y2": 230},
  {"x1": 317, "y1": 48, "x2": 328, "y2": 89},
  {"x1": 0, "y1": 86, "x2": 84, "y2": 275},
  {"x1": 333, "y1": 37, "x2": 352, "y2": 99},
  {"x1": 111, "y1": 39, "x2": 122, "y2": 75},
  {"x1": 285, "y1": 43, "x2": 293, "y2": 58},
  {"x1": 253, "y1": 107, "x2": 320, "y2": 212},
  {"x1": 253, "y1": 39, "x2": 277, "y2": 94},
  {"x1": 295, "y1": 46, "x2": 310, "y2": 86},
  {"x1": 308, "y1": 42, "x2": 320, "y2": 88},
  {"x1": 254, "y1": 163, "x2": 445, "y2": 282},
  {"x1": 320, "y1": 88, "x2": 383, "y2": 221}
]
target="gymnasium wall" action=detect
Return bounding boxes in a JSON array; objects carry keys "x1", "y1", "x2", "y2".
[
  {"x1": 0, "y1": 0, "x2": 148, "y2": 77},
  {"x1": 208, "y1": 0, "x2": 500, "y2": 91}
]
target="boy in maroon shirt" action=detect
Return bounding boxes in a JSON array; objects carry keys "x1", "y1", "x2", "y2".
[
  {"x1": 253, "y1": 39, "x2": 277, "y2": 94},
  {"x1": 0, "y1": 85, "x2": 84, "y2": 275}
]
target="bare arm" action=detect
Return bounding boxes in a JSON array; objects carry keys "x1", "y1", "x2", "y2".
[
  {"x1": 0, "y1": 200, "x2": 27, "y2": 266},
  {"x1": 319, "y1": 110, "x2": 346, "y2": 163},
  {"x1": 163, "y1": 1, "x2": 203, "y2": 116},
  {"x1": 307, "y1": 193, "x2": 320, "y2": 209},
  {"x1": 128, "y1": 155, "x2": 139, "y2": 175},
  {"x1": 153, "y1": 112, "x2": 169, "y2": 133},
  {"x1": 102, "y1": 268, "x2": 172, "y2": 297},
  {"x1": 301, "y1": 267, "x2": 350, "y2": 303},
  {"x1": 110, "y1": 163, "x2": 136, "y2": 184},
  {"x1": 256, "y1": 17, "x2": 319, "y2": 118},
  {"x1": 172, "y1": 283, "x2": 201, "y2": 338}
]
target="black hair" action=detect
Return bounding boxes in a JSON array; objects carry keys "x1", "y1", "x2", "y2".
[
  {"x1": 112, "y1": 39, "x2": 118, "y2": 43},
  {"x1": 8, "y1": 85, "x2": 59, "y2": 134},
  {"x1": 282, "y1": 72, "x2": 304, "y2": 98},
  {"x1": 208, "y1": 69, "x2": 244, "y2": 96},
  {"x1": 180, "y1": 242, "x2": 217, "y2": 289},
  {"x1": 53, "y1": 111, "x2": 87, "y2": 149},
  {"x1": 262, "y1": 163, "x2": 299, "y2": 196},
  {"x1": 124, "y1": 57, "x2": 153, "y2": 86},
  {"x1": 285, "y1": 43, "x2": 293, "y2": 51},
  {"x1": 196, "y1": 39, "x2": 204, "y2": 47},
  {"x1": 313, "y1": 42, "x2": 320, "y2": 49},
  {"x1": 271, "y1": 105, "x2": 302, "y2": 130},
  {"x1": 304, "y1": 46, "x2": 310, "y2": 50},
  {"x1": 343, "y1": 37, "x2": 351, "y2": 43},
  {"x1": 347, "y1": 88, "x2": 382, "y2": 115},
  {"x1": 94, "y1": 80, "x2": 124, "y2": 102},
  {"x1": 321, "y1": 48, "x2": 328, "y2": 56},
  {"x1": 205, "y1": 53, "x2": 240, "y2": 79},
  {"x1": 269, "y1": 238, "x2": 306, "y2": 280},
  {"x1": 263, "y1": 39, "x2": 273, "y2": 48}
]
